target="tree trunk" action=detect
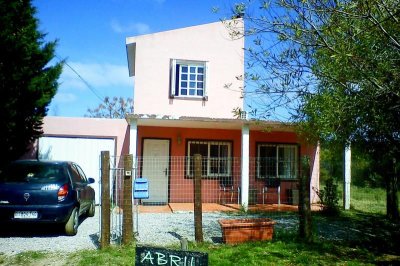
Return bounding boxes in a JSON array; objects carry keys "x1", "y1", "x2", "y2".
[
  {"x1": 299, "y1": 156, "x2": 313, "y2": 242},
  {"x1": 386, "y1": 159, "x2": 399, "y2": 221}
]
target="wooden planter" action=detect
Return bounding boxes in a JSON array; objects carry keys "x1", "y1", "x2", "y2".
[{"x1": 219, "y1": 218, "x2": 276, "y2": 244}]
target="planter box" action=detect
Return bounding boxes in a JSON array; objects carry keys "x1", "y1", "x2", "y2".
[{"x1": 219, "y1": 218, "x2": 276, "y2": 244}]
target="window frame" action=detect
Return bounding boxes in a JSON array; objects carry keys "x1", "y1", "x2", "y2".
[
  {"x1": 186, "y1": 140, "x2": 232, "y2": 178},
  {"x1": 170, "y1": 59, "x2": 209, "y2": 100},
  {"x1": 256, "y1": 143, "x2": 299, "y2": 179}
]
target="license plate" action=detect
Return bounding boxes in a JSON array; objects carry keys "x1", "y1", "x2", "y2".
[{"x1": 14, "y1": 211, "x2": 38, "y2": 219}]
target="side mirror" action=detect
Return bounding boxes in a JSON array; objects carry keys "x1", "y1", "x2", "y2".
[{"x1": 88, "y1": 177, "x2": 95, "y2": 184}]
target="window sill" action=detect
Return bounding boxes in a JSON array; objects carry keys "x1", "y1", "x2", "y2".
[
  {"x1": 170, "y1": 95, "x2": 208, "y2": 101},
  {"x1": 185, "y1": 175, "x2": 232, "y2": 180}
]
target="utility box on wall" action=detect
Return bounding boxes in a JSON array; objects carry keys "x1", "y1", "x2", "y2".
[{"x1": 133, "y1": 178, "x2": 149, "y2": 199}]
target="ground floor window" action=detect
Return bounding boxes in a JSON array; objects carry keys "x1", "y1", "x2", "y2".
[
  {"x1": 257, "y1": 144, "x2": 298, "y2": 179},
  {"x1": 187, "y1": 140, "x2": 231, "y2": 177}
]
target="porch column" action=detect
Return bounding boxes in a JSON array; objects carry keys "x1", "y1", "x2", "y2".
[
  {"x1": 129, "y1": 118, "x2": 138, "y2": 158},
  {"x1": 343, "y1": 144, "x2": 351, "y2": 210},
  {"x1": 241, "y1": 124, "x2": 250, "y2": 210}
]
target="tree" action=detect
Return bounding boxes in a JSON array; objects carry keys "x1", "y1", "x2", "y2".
[
  {"x1": 85, "y1": 96, "x2": 133, "y2": 119},
  {"x1": 224, "y1": 0, "x2": 399, "y2": 219},
  {"x1": 0, "y1": 0, "x2": 62, "y2": 170}
]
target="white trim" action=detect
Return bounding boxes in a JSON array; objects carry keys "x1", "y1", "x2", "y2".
[{"x1": 170, "y1": 59, "x2": 208, "y2": 99}]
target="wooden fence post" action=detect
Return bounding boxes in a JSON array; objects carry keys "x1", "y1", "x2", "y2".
[
  {"x1": 100, "y1": 151, "x2": 110, "y2": 249},
  {"x1": 194, "y1": 154, "x2": 203, "y2": 242},
  {"x1": 122, "y1": 154, "x2": 134, "y2": 245}
]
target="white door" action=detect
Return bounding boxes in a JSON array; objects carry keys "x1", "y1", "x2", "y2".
[
  {"x1": 142, "y1": 139, "x2": 170, "y2": 204},
  {"x1": 38, "y1": 136, "x2": 115, "y2": 204}
]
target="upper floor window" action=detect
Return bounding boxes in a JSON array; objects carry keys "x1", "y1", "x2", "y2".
[
  {"x1": 170, "y1": 59, "x2": 208, "y2": 99},
  {"x1": 186, "y1": 140, "x2": 231, "y2": 177},
  {"x1": 257, "y1": 144, "x2": 298, "y2": 179}
]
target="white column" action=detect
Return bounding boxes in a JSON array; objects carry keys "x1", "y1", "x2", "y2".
[
  {"x1": 129, "y1": 119, "x2": 138, "y2": 156},
  {"x1": 343, "y1": 144, "x2": 351, "y2": 210},
  {"x1": 241, "y1": 124, "x2": 250, "y2": 210},
  {"x1": 129, "y1": 118, "x2": 138, "y2": 168}
]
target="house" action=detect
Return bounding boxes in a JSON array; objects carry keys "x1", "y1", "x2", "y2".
[{"x1": 125, "y1": 18, "x2": 320, "y2": 208}]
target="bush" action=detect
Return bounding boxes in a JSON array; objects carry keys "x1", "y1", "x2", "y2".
[{"x1": 315, "y1": 178, "x2": 340, "y2": 215}]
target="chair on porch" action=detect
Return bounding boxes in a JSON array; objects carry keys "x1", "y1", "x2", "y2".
[
  {"x1": 262, "y1": 178, "x2": 281, "y2": 205},
  {"x1": 218, "y1": 178, "x2": 234, "y2": 204}
]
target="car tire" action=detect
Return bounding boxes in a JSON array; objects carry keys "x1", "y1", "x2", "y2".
[
  {"x1": 65, "y1": 207, "x2": 79, "y2": 236},
  {"x1": 87, "y1": 200, "x2": 95, "y2": 217}
]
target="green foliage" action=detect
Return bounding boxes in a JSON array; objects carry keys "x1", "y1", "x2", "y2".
[
  {"x1": 85, "y1": 96, "x2": 133, "y2": 119},
  {"x1": 315, "y1": 178, "x2": 340, "y2": 215},
  {"x1": 320, "y1": 146, "x2": 385, "y2": 188},
  {"x1": 0, "y1": 0, "x2": 62, "y2": 169},
  {"x1": 224, "y1": 0, "x2": 399, "y2": 219}
]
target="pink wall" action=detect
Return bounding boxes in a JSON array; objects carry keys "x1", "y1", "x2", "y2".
[
  {"x1": 127, "y1": 19, "x2": 244, "y2": 119},
  {"x1": 41, "y1": 116, "x2": 129, "y2": 158},
  {"x1": 137, "y1": 126, "x2": 318, "y2": 203}
]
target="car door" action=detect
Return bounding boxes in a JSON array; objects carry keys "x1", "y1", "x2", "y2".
[
  {"x1": 69, "y1": 164, "x2": 89, "y2": 214},
  {"x1": 73, "y1": 163, "x2": 94, "y2": 211}
]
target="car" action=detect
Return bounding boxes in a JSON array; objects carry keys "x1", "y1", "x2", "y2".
[{"x1": 0, "y1": 160, "x2": 96, "y2": 236}]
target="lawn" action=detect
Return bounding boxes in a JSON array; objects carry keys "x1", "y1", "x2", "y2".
[{"x1": 1, "y1": 185, "x2": 399, "y2": 266}]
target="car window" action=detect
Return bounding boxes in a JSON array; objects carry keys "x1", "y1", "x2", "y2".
[
  {"x1": 0, "y1": 162, "x2": 67, "y2": 183},
  {"x1": 69, "y1": 164, "x2": 82, "y2": 183},
  {"x1": 74, "y1": 164, "x2": 88, "y2": 183}
]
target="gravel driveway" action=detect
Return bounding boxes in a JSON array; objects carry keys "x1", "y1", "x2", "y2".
[
  {"x1": 0, "y1": 207, "x2": 101, "y2": 256},
  {"x1": 1, "y1": 207, "x2": 382, "y2": 257},
  {"x1": 0, "y1": 208, "x2": 299, "y2": 256}
]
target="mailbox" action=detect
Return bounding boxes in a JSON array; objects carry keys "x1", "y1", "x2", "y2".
[{"x1": 134, "y1": 178, "x2": 149, "y2": 199}]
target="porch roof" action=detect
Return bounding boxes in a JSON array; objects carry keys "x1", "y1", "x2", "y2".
[{"x1": 125, "y1": 113, "x2": 295, "y2": 132}]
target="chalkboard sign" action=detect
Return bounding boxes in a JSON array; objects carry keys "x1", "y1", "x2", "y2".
[{"x1": 135, "y1": 246, "x2": 208, "y2": 266}]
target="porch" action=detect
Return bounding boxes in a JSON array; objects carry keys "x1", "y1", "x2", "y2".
[
  {"x1": 128, "y1": 156, "x2": 307, "y2": 207},
  {"x1": 137, "y1": 203, "x2": 300, "y2": 213}
]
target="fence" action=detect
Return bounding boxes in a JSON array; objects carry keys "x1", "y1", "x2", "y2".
[
  {"x1": 134, "y1": 156, "x2": 300, "y2": 206},
  {"x1": 98, "y1": 153, "x2": 304, "y2": 245}
]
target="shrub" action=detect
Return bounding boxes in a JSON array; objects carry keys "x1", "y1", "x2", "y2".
[{"x1": 315, "y1": 178, "x2": 340, "y2": 215}]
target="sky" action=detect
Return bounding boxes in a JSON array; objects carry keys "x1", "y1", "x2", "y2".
[{"x1": 33, "y1": 0, "x2": 236, "y2": 117}]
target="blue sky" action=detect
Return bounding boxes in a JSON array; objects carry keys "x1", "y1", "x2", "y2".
[{"x1": 33, "y1": 0, "x2": 235, "y2": 117}]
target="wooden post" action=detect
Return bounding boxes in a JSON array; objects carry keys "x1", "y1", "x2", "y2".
[
  {"x1": 100, "y1": 151, "x2": 110, "y2": 249},
  {"x1": 122, "y1": 154, "x2": 134, "y2": 245},
  {"x1": 194, "y1": 154, "x2": 203, "y2": 242},
  {"x1": 299, "y1": 156, "x2": 313, "y2": 242}
]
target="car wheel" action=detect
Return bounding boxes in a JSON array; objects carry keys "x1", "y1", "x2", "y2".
[
  {"x1": 87, "y1": 200, "x2": 95, "y2": 217},
  {"x1": 65, "y1": 207, "x2": 79, "y2": 236}
]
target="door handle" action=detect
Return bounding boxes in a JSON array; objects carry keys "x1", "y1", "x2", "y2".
[{"x1": 164, "y1": 168, "x2": 168, "y2": 176}]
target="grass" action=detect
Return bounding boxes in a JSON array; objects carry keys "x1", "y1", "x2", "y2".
[
  {"x1": 1, "y1": 185, "x2": 399, "y2": 266},
  {"x1": 349, "y1": 186, "x2": 388, "y2": 214}
]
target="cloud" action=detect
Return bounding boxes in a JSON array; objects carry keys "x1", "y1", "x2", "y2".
[
  {"x1": 60, "y1": 61, "x2": 133, "y2": 91},
  {"x1": 110, "y1": 20, "x2": 151, "y2": 35}
]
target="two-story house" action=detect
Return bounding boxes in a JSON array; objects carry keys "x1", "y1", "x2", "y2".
[{"x1": 125, "y1": 18, "x2": 320, "y2": 208}]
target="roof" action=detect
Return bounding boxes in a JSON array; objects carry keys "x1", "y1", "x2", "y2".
[{"x1": 125, "y1": 113, "x2": 296, "y2": 132}]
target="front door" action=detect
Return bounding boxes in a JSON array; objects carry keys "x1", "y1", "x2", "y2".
[{"x1": 141, "y1": 139, "x2": 170, "y2": 205}]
